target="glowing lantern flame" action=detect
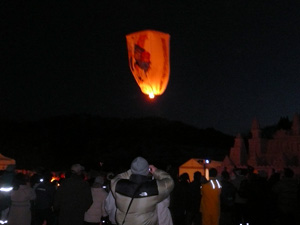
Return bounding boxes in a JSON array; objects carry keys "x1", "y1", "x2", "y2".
[
  {"x1": 126, "y1": 30, "x2": 170, "y2": 99},
  {"x1": 149, "y1": 93, "x2": 154, "y2": 99}
]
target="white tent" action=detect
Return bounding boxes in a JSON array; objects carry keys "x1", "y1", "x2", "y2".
[
  {"x1": 0, "y1": 153, "x2": 16, "y2": 171},
  {"x1": 179, "y1": 158, "x2": 223, "y2": 181}
]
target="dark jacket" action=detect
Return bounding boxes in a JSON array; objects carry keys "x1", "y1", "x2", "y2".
[
  {"x1": 0, "y1": 170, "x2": 15, "y2": 211},
  {"x1": 34, "y1": 181, "x2": 56, "y2": 210},
  {"x1": 272, "y1": 177, "x2": 299, "y2": 214},
  {"x1": 53, "y1": 174, "x2": 93, "y2": 225},
  {"x1": 220, "y1": 179, "x2": 236, "y2": 212}
]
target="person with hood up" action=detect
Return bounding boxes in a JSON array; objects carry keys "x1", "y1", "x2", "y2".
[{"x1": 110, "y1": 156, "x2": 174, "y2": 225}]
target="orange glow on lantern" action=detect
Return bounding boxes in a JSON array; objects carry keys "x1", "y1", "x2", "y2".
[{"x1": 126, "y1": 30, "x2": 170, "y2": 99}]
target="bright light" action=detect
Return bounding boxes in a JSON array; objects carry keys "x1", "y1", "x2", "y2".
[
  {"x1": 51, "y1": 176, "x2": 60, "y2": 183},
  {"x1": 149, "y1": 93, "x2": 155, "y2": 99},
  {"x1": 0, "y1": 187, "x2": 13, "y2": 192}
]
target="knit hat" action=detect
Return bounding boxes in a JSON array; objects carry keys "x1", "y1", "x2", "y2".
[
  {"x1": 94, "y1": 176, "x2": 104, "y2": 185},
  {"x1": 71, "y1": 164, "x2": 85, "y2": 174},
  {"x1": 130, "y1": 157, "x2": 149, "y2": 176}
]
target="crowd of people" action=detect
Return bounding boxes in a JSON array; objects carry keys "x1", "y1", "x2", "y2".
[
  {"x1": 0, "y1": 157, "x2": 300, "y2": 225},
  {"x1": 169, "y1": 166, "x2": 300, "y2": 225}
]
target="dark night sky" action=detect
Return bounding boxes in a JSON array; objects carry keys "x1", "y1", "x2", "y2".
[{"x1": 1, "y1": 0, "x2": 300, "y2": 135}]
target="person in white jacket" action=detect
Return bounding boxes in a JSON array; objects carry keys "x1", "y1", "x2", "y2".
[
  {"x1": 157, "y1": 195, "x2": 173, "y2": 225},
  {"x1": 84, "y1": 176, "x2": 108, "y2": 224},
  {"x1": 105, "y1": 191, "x2": 117, "y2": 225},
  {"x1": 7, "y1": 173, "x2": 36, "y2": 225}
]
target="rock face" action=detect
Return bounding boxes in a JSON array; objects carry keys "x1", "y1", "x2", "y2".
[{"x1": 226, "y1": 113, "x2": 300, "y2": 177}]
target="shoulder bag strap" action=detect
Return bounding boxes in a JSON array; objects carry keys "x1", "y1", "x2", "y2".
[{"x1": 121, "y1": 183, "x2": 142, "y2": 225}]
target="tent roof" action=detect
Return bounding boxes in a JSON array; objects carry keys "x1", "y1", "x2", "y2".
[
  {"x1": 180, "y1": 158, "x2": 202, "y2": 168},
  {"x1": 0, "y1": 153, "x2": 16, "y2": 164}
]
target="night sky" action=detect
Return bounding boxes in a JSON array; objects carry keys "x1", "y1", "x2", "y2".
[{"x1": 1, "y1": 0, "x2": 300, "y2": 136}]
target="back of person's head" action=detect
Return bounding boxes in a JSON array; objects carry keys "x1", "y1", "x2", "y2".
[
  {"x1": 93, "y1": 176, "x2": 104, "y2": 187},
  {"x1": 5, "y1": 164, "x2": 16, "y2": 172},
  {"x1": 221, "y1": 170, "x2": 230, "y2": 180},
  {"x1": 30, "y1": 173, "x2": 42, "y2": 187},
  {"x1": 179, "y1": 173, "x2": 190, "y2": 183},
  {"x1": 130, "y1": 156, "x2": 149, "y2": 176},
  {"x1": 13, "y1": 173, "x2": 27, "y2": 190},
  {"x1": 209, "y1": 168, "x2": 218, "y2": 178},
  {"x1": 193, "y1": 171, "x2": 202, "y2": 181},
  {"x1": 71, "y1": 164, "x2": 85, "y2": 175},
  {"x1": 283, "y1": 168, "x2": 294, "y2": 178}
]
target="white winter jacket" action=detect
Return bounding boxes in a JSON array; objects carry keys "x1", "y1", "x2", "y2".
[{"x1": 84, "y1": 187, "x2": 108, "y2": 223}]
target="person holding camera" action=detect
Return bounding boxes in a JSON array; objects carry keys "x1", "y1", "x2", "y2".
[{"x1": 110, "y1": 156, "x2": 174, "y2": 225}]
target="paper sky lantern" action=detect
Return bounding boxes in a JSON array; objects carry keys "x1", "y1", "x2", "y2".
[{"x1": 126, "y1": 30, "x2": 170, "y2": 99}]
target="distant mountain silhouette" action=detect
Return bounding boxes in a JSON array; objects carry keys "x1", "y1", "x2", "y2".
[{"x1": 0, "y1": 114, "x2": 234, "y2": 171}]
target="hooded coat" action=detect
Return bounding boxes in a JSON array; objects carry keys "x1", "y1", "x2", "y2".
[{"x1": 111, "y1": 169, "x2": 174, "y2": 225}]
